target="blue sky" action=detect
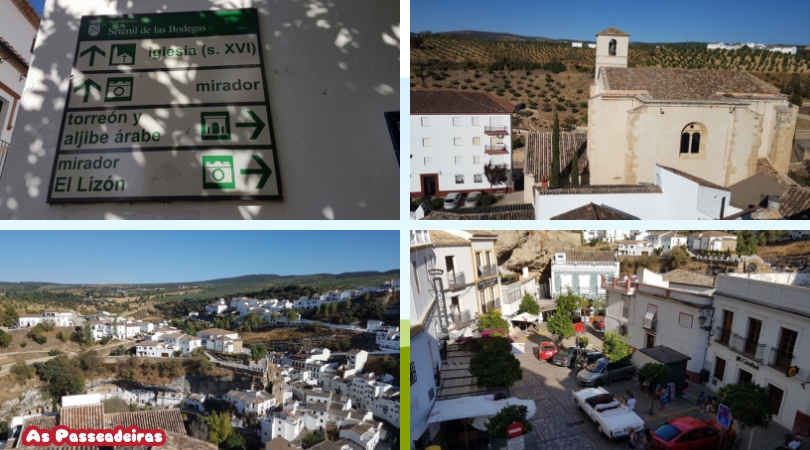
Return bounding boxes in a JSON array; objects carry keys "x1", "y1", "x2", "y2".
[
  {"x1": 0, "y1": 231, "x2": 398, "y2": 284},
  {"x1": 411, "y1": 0, "x2": 810, "y2": 45},
  {"x1": 29, "y1": 0, "x2": 45, "y2": 15}
]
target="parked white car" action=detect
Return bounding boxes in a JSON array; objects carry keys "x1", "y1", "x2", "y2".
[
  {"x1": 572, "y1": 387, "x2": 645, "y2": 439},
  {"x1": 443, "y1": 192, "x2": 463, "y2": 210}
]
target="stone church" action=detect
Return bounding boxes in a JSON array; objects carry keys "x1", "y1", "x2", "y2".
[{"x1": 587, "y1": 27, "x2": 798, "y2": 188}]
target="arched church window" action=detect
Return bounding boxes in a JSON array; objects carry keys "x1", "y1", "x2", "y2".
[
  {"x1": 609, "y1": 39, "x2": 616, "y2": 56},
  {"x1": 679, "y1": 123, "x2": 707, "y2": 159}
]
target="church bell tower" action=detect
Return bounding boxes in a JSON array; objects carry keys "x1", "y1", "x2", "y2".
[{"x1": 595, "y1": 27, "x2": 629, "y2": 79}]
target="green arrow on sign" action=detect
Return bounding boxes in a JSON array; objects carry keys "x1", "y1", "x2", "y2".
[
  {"x1": 73, "y1": 79, "x2": 101, "y2": 103},
  {"x1": 235, "y1": 110, "x2": 266, "y2": 140},
  {"x1": 240, "y1": 155, "x2": 273, "y2": 189},
  {"x1": 79, "y1": 45, "x2": 106, "y2": 67}
]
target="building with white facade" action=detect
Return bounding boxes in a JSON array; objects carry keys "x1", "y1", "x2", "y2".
[
  {"x1": 205, "y1": 299, "x2": 228, "y2": 315},
  {"x1": 410, "y1": 90, "x2": 514, "y2": 198},
  {"x1": 550, "y1": 251, "x2": 619, "y2": 301},
  {"x1": 339, "y1": 421, "x2": 384, "y2": 450},
  {"x1": 616, "y1": 240, "x2": 654, "y2": 256},
  {"x1": 224, "y1": 389, "x2": 276, "y2": 416},
  {"x1": 410, "y1": 231, "x2": 444, "y2": 449},
  {"x1": 603, "y1": 270, "x2": 715, "y2": 381},
  {"x1": 533, "y1": 165, "x2": 738, "y2": 220},
  {"x1": 0, "y1": 0, "x2": 38, "y2": 177},
  {"x1": 197, "y1": 328, "x2": 242, "y2": 354},
  {"x1": 647, "y1": 231, "x2": 688, "y2": 253},
  {"x1": 572, "y1": 42, "x2": 583, "y2": 48},
  {"x1": 500, "y1": 267, "x2": 541, "y2": 319},
  {"x1": 706, "y1": 275, "x2": 810, "y2": 430},
  {"x1": 687, "y1": 231, "x2": 738, "y2": 252},
  {"x1": 17, "y1": 311, "x2": 72, "y2": 328}
]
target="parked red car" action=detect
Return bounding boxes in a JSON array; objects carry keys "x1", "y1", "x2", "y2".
[
  {"x1": 650, "y1": 417, "x2": 736, "y2": 450},
  {"x1": 538, "y1": 342, "x2": 558, "y2": 361}
]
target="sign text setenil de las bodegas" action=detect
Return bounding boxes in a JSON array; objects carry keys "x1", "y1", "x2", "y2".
[{"x1": 47, "y1": 8, "x2": 282, "y2": 203}]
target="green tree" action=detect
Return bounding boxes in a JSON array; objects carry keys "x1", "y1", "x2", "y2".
[
  {"x1": 34, "y1": 355, "x2": 86, "y2": 399},
  {"x1": 57, "y1": 331, "x2": 69, "y2": 343},
  {"x1": 518, "y1": 293, "x2": 540, "y2": 315},
  {"x1": 669, "y1": 246, "x2": 691, "y2": 269},
  {"x1": 790, "y1": 92, "x2": 803, "y2": 107},
  {"x1": 546, "y1": 307, "x2": 575, "y2": 343},
  {"x1": 478, "y1": 311, "x2": 510, "y2": 332},
  {"x1": 639, "y1": 363, "x2": 672, "y2": 413},
  {"x1": 570, "y1": 146, "x2": 580, "y2": 186},
  {"x1": 717, "y1": 382, "x2": 775, "y2": 450},
  {"x1": 10, "y1": 362, "x2": 35, "y2": 386},
  {"x1": 469, "y1": 347, "x2": 522, "y2": 387},
  {"x1": 602, "y1": 331, "x2": 633, "y2": 363},
  {"x1": 485, "y1": 404, "x2": 534, "y2": 439},
  {"x1": 205, "y1": 411, "x2": 233, "y2": 446},
  {"x1": 286, "y1": 310, "x2": 300, "y2": 322},
  {"x1": 556, "y1": 288, "x2": 586, "y2": 313},
  {"x1": 301, "y1": 433, "x2": 325, "y2": 446},
  {"x1": 221, "y1": 430, "x2": 246, "y2": 450},
  {"x1": 550, "y1": 112, "x2": 560, "y2": 187},
  {"x1": 0, "y1": 330, "x2": 12, "y2": 348},
  {"x1": 483, "y1": 161, "x2": 510, "y2": 193},
  {"x1": 249, "y1": 344, "x2": 268, "y2": 362}
]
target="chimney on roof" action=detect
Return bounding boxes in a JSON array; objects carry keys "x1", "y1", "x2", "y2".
[
  {"x1": 612, "y1": 277, "x2": 617, "y2": 288},
  {"x1": 541, "y1": 174, "x2": 548, "y2": 190},
  {"x1": 626, "y1": 278, "x2": 632, "y2": 293},
  {"x1": 767, "y1": 195, "x2": 781, "y2": 211}
]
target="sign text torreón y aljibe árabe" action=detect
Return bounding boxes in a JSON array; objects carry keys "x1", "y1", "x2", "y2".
[{"x1": 47, "y1": 8, "x2": 282, "y2": 203}]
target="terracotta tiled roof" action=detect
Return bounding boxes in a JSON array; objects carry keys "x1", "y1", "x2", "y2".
[
  {"x1": 428, "y1": 230, "x2": 470, "y2": 247},
  {"x1": 657, "y1": 166, "x2": 728, "y2": 190},
  {"x1": 467, "y1": 230, "x2": 498, "y2": 237},
  {"x1": 603, "y1": 68, "x2": 780, "y2": 100},
  {"x1": 536, "y1": 185, "x2": 662, "y2": 195},
  {"x1": 425, "y1": 204, "x2": 535, "y2": 220},
  {"x1": 551, "y1": 203, "x2": 634, "y2": 220},
  {"x1": 597, "y1": 27, "x2": 629, "y2": 36},
  {"x1": 266, "y1": 437, "x2": 297, "y2": 450},
  {"x1": 411, "y1": 89, "x2": 514, "y2": 114},
  {"x1": 525, "y1": 131, "x2": 588, "y2": 183},
  {"x1": 562, "y1": 251, "x2": 618, "y2": 262},
  {"x1": 728, "y1": 173, "x2": 785, "y2": 209},
  {"x1": 308, "y1": 441, "x2": 342, "y2": 450},
  {"x1": 61, "y1": 404, "x2": 105, "y2": 429},
  {"x1": 779, "y1": 187, "x2": 810, "y2": 219},
  {"x1": 699, "y1": 231, "x2": 737, "y2": 238},
  {"x1": 197, "y1": 328, "x2": 235, "y2": 336},
  {"x1": 662, "y1": 269, "x2": 717, "y2": 288},
  {"x1": 105, "y1": 409, "x2": 186, "y2": 434},
  {"x1": 161, "y1": 432, "x2": 217, "y2": 450}
]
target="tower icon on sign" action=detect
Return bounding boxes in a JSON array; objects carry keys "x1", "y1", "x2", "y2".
[
  {"x1": 201, "y1": 112, "x2": 232, "y2": 140},
  {"x1": 109, "y1": 44, "x2": 136, "y2": 66}
]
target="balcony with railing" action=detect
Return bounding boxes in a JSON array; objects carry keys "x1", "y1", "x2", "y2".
[
  {"x1": 447, "y1": 272, "x2": 466, "y2": 290},
  {"x1": 484, "y1": 126, "x2": 508, "y2": 135},
  {"x1": 478, "y1": 264, "x2": 497, "y2": 278},
  {"x1": 768, "y1": 347, "x2": 794, "y2": 373},
  {"x1": 484, "y1": 144, "x2": 508, "y2": 155},
  {"x1": 481, "y1": 298, "x2": 501, "y2": 313},
  {"x1": 729, "y1": 334, "x2": 765, "y2": 362},
  {"x1": 714, "y1": 326, "x2": 732, "y2": 346},
  {"x1": 410, "y1": 230, "x2": 431, "y2": 246},
  {"x1": 448, "y1": 309, "x2": 474, "y2": 330}
]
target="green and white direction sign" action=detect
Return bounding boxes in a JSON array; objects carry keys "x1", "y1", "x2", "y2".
[{"x1": 48, "y1": 8, "x2": 282, "y2": 203}]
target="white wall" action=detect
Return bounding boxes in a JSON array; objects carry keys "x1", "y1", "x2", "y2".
[
  {"x1": 0, "y1": 1, "x2": 37, "y2": 144},
  {"x1": 433, "y1": 245, "x2": 478, "y2": 317},
  {"x1": 0, "y1": 0, "x2": 398, "y2": 219},
  {"x1": 534, "y1": 189, "x2": 663, "y2": 219},
  {"x1": 410, "y1": 112, "x2": 512, "y2": 196}
]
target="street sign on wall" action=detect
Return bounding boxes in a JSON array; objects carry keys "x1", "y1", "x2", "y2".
[{"x1": 47, "y1": 8, "x2": 282, "y2": 203}]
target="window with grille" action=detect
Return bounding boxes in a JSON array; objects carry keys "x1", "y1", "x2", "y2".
[
  {"x1": 410, "y1": 361, "x2": 417, "y2": 386},
  {"x1": 474, "y1": 174, "x2": 483, "y2": 183},
  {"x1": 679, "y1": 313, "x2": 693, "y2": 329},
  {"x1": 455, "y1": 175, "x2": 464, "y2": 184}
]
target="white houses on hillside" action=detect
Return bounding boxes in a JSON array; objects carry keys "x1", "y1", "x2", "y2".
[
  {"x1": 706, "y1": 275, "x2": 810, "y2": 430},
  {"x1": 687, "y1": 231, "x2": 738, "y2": 252},
  {"x1": 410, "y1": 90, "x2": 514, "y2": 198},
  {"x1": 17, "y1": 311, "x2": 72, "y2": 328},
  {"x1": 646, "y1": 231, "x2": 688, "y2": 253},
  {"x1": 603, "y1": 270, "x2": 715, "y2": 382},
  {"x1": 224, "y1": 390, "x2": 276, "y2": 416},
  {"x1": 196, "y1": 328, "x2": 242, "y2": 354},
  {"x1": 616, "y1": 240, "x2": 654, "y2": 256},
  {"x1": 205, "y1": 299, "x2": 228, "y2": 314}
]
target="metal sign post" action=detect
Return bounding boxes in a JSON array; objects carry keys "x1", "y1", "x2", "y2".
[{"x1": 428, "y1": 269, "x2": 449, "y2": 340}]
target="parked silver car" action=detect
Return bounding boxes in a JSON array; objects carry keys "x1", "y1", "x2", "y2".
[
  {"x1": 443, "y1": 192, "x2": 463, "y2": 210},
  {"x1": 576, "y1": 357, "x2": 635, "y2": 387}
]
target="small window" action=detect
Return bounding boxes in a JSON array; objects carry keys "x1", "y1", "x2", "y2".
[
  {"x1": 691, "y1": 133, "x2": 700, "y2": 153},
  {"x1": 455, "y1": 175, "x2": 464, "y2": 184},
  {"x1": 421, "y1": 117, "x2": 429, "y2": 127},
  {"x1": 455, "y1": 156, "x2": 462, "y2": 165},
  {"x1": 679, "y1": 313, "x2": 693, "y2": 328},
  {"x1": 424, "y1": 157, "x2": 432, "y2": 166},
  {"x1": 474, "y1": 156, "x2": 482, "y2": 164},
  {"x1": 454, "y1": 137, "x2": 462, "y2": 146},
  {"x1": 422, "y1": 138, "x2": 431, "y2": 147},
  {"x1": 619, "y1": 324, "x2": 629, "y2": 336},
  {"x1": 714, "y1": 356, "x2": 726, "y2": 381},
  {"x1": 679, "y1": 123, "x2": 707, "y2": 158},
  {"x1": 609, "y1": 39, "x2": 617, "y2": 56},
  {"x1": 474, "y1": 174, "x2": 483, "y2": 183},
  {"x1": 472, "y1": 117, "x2": 480, "y2": 126},
  {"x1": 473, "y1": 137, "x2": 481, "y2": 146},
  {"x1": 680, "y1": 133, "x2": 690, "y2": 154}
]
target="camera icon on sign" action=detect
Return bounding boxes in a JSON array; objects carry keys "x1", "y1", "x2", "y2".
[
  {"x1": 202, "y1": 156, "x2": 236, "y2": 190},
  {"x1": 104, "y1": 77, "x2": 133, "y2": 102}
]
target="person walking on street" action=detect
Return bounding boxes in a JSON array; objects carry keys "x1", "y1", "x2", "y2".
[
  {"x1": 628, "y1": 428, "x2": 637, "y2": 449},
  {"x1": 627, "y1": 393, "x2": 636, "y2": 412},
  {"x1": 658, "y1": 387, "x2": 666, "y2": 411}
]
